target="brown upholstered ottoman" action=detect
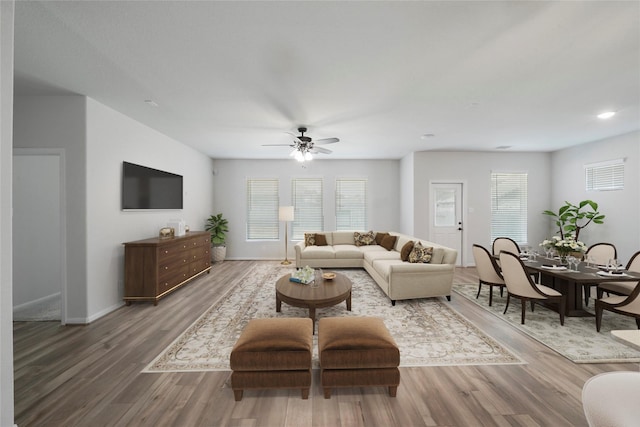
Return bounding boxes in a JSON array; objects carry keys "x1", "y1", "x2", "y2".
[
  {"x1": 230, "y1": 317, "x2": 313, "y2": 401},
  {"x1": 318, "y1": 317, "x2": 400, "y2": 399}
]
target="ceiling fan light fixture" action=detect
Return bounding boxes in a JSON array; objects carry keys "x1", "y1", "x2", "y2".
[{"x1": 304, "y1": 151, "x2": 313, "y2": 161}]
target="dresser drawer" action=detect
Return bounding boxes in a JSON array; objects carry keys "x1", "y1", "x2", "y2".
[{"x1": 158, "y1": 265, "x2": 191, "y2": 293}]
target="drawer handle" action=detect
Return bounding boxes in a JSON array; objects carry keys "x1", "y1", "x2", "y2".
[
  {"x1": 164, "y1": 266, "x2": 168, "y2": 270},
  {"x1": 164, "y1": 250, "x2": 169, "y2": 254}
]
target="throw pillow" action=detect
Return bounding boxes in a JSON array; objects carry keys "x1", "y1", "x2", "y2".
[
  {"x1": 315, "y1": 233, "x2": 328, "y2": 246},
  {"x1": 375, "y1": 232, "x2": 389, "y2": 245},
  {"x1": 380, "y1": 234, "x2": 397, "y2": 251},
  {"x1": 354, "y1": 231, "x2": 376, "y2": 247},
  {"x1": 304, "y1": 233, "x2": 316, "y2": 247},
  {"x1": 401, "y1": 241, "x2": 414, "y2": 261},
  {"x1": 409, "y1": 242, "x2": 434, "y2": 263}
]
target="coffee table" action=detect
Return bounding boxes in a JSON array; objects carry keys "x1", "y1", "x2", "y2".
[{"x1": 276, "y1": 272, "x2": 352, "y2": 333}]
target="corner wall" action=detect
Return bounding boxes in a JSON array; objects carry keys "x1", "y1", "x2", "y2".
[
  {"x1": 412, "y1": 151, "x2": 552, "y2": 265},
  {"x1": 13, "y1": 95, "x2": 216, "y2": 323},
  {"x1": 85, "y1": 98, "x2": 215, "y2": 319},
  {"x1": 211, "y1": 159, "x2": 400, "y2": 260},
  {"x1": 551, "y1": 130, "x2": 640, "y2": 261}
]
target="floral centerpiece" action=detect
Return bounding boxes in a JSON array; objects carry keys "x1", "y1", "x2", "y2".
[{"x1": 540, "y1": 236, "x2": 586, "y2": 263}]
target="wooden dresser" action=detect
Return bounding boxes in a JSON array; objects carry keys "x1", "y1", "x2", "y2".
[{"x1": 123, "y1": 231, "x2": 211, "y2": 305}]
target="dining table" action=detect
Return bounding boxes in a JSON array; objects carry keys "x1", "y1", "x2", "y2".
[{"x1": 520, "y1": 255, "x2": 640, "y2": 317}]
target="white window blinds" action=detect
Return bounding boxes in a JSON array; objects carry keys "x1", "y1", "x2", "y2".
[
  {"x1": 246, "y1": 178, "x2": 279, "y2": 240},
  {"x1": 490, "y1": 172, "x2": 527, "y2": 244},
  {"x1": 291, "y1": 178, "x2": 323, "y2": 240},
  {"x1": 585, "y1": 159, "x2": 624, "y2": 191},
  {"x1": 336, "y1": 178, "x2": 368, "y2": 230}
]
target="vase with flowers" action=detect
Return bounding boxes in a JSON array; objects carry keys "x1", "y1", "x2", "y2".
[{"x1": 540, "y1": 236, "x2": 587, "y2": 264}]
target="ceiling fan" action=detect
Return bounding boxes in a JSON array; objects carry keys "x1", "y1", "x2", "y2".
[{"x1": 263, "y1": 127, "x2": 339, "y2": 162}]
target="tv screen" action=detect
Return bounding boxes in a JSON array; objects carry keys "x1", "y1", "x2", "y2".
[{"x1": 122, "y1": 162, "x2": 183, "y2": 210}]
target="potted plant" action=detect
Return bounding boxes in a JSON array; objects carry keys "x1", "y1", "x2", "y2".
[
  {"x1": 205, "y1": 213, "x2": 229, "y2": 262},
  {"x1": 542, "y1": 200, "x2": 605, "y2": 241}
]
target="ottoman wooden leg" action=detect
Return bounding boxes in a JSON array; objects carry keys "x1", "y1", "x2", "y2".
[
  {"x1": 323, "y1": 388, "x2": 332, "y2": 399},
  {"x1": 388, "y1": 385, "x2": 397, "y2": 397},
  {"x1": 301, "y1": 388, "x2": 310, "y2": 399},
  {"x1": 233, "y1": 389, "x2": 243, "y2": 401}
]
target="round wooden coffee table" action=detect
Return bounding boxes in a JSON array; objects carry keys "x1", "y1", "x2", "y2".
[{"x1": 276, "y1": 272, "x2": 352, "y2": 333}]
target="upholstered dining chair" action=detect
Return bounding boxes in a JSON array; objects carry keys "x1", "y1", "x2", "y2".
[
  {"x1": 492, "y1": 237, "x2": 521, "y2": 257},
  {"x1": 584, "y1": 243, "x2": 617, "y2": 306},
  {"x1": 597, "y1": 251, "x2": 640, "y2": 300},
  {"x1": 499, "y1": 251, "x2": 566, "y2": 325},
  {"x1": 472, "y1": 244, "x2": 505, "y2": 306},
  {"x1": 595, "y1": 281, "x2": 640, "y2": 332}
]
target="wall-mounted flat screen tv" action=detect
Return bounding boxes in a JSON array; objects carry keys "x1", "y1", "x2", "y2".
[{"x1": 122, "y1": 161, "x2": 183, "y2": 210}]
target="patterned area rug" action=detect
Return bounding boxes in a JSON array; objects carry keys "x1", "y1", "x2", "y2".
[
  {"x1": 454, "y1": 283, "x2": 640, "y2": 363},
  {"x1": 144, "y1": 262, "x2": 522, "y2": 372}
]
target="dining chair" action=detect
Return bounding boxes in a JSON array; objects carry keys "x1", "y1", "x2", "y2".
[
  {"x1": 595, "y1": 281, "x2": 640, "y2": 332},
  {"x1": 584, "y1": 243, "x2": 617, "y2": 306},
  {"x1": 472, "y1": 244, "x2": 505, "y2": 306},
  {"x1": 492, "y1": 237, "x2": 521, "y2": 257},
  {"x1": 499, "y1": 251, "x2": 565, "y2": 325},
  {"x1": 597, "y1": 251, "x2": 640, "y2": 299}
]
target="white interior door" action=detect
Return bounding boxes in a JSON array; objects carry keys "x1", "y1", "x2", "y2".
[{"x1": 430, "y1": 183, "x2": 463, "y2": 266}]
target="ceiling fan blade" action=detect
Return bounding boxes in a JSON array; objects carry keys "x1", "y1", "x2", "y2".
[
  {"x1": 313, "y1": 137, "x2": 339, "y2": 144},
  {"x1": 313, "y1": 146, "x2": 332, "y2": 154},
  {"x1": 262, "y1": 144, "x2": 294, "y2": 147}
]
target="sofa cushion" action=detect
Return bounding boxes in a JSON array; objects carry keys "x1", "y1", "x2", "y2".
[
  {"x1": 380, "y1": 235, "x2": 397, "y2": 251},
  {"x1": 375, "y1": 232, "x2": 389, "y2": 245},
  {"x1": 300, "y1": 246, "x2": 336, "y2": 259},
  {"x1": 364, "y1": 249, "x2": 401, "y2": 265},
  {"x1": 332, "y1": 231, "x2": 356, "y2": 245},
  {"x1": 354, "y1": 231, "x2": 376, "y2": 247},
  {"x1": 409, "y1": 242, "x2": 433, "y2": 263},
  {"x1": 315, "y1": 233, "x2": 328, "y2": 246},
  {"x1": 400, "y1": 241, "x2": 414, "y2": 261},
  {"x1": 334, "y1": 244, "x2": 365, "y2": 259}
]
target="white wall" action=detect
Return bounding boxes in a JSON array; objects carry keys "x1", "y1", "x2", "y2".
[
  {"x1": 412, "y1": 151, "x2": 552, "y2": 266},
  {"x1": 0, "y1": 0, "x2": 14, "y2": 424},
  {"x1": 211, "y1": 159, "x2": 400, "y2": 260},
  {"x1": 551, "y1": 130, "x2": 640, "y2": 262},
  {"x1": 399, "y1": 152, "x2": 414, "y2": 235},
  {"x1": 13, "y1": 154, "x2": 61, "y2": 306},
  {"x1": 85, "y1": 98, "x2": 215, "y2": 320},
  {"x1": 13, "y1": 95, "x2": 216, "y2": 323}
]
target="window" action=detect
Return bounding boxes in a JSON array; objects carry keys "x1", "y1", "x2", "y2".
[
  {"x1": 585, "y1": 159, "x2": 624, "y2": 191},
  {"x1": 246, "y1": 178, "x2": 279, "y2": 240},
  {"x1": 291, "y1": 178, "x2": 323, "y2": 240},
  {"x1": 336, "y1": 178, "x2": 368, "y2": 230},
  {"x1": 490, "y1": 172, "x2": 527, "y2": 244}
]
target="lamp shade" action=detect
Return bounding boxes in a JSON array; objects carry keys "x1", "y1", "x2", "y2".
[{"x1": 279, "y1": 206, "x2": 294, "y2": 221}]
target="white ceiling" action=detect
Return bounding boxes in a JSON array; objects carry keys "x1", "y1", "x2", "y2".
[{"x1": 13, "y1": 1, "x2": 640, "y2": 160}]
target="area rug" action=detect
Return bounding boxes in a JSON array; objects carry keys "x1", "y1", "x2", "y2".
[
  {"x1": 144, "y1": 262, "x2": 522, "y2": 372},
  {"x1": 454, "y1": 283, "x2": 640, "y2": 363}
]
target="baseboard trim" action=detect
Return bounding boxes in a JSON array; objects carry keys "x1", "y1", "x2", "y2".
[{"x1": 13, "y1": 292, "x2": 61, "y2": 314}]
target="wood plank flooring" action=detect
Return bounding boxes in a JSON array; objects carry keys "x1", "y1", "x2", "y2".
[{"x1": 13, "y1": 261, "x2": 639, "y2": 426}]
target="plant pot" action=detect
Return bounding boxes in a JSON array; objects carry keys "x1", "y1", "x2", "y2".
[{"x1": 212, "y1": 245, "x2": 226, "y2": 263}]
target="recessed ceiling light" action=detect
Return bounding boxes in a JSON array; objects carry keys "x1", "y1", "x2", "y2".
[
  {"x1": 597, "y1": 111, "x2": 616, "y2": 119},
  {"x1": 420, "y1": 134, "x2": 435, "y2": 139},
  {"x1": 144, "y1": 100, "x2": 159, "y2": 107},
  {"x1": 496, "y1": 145, "x2": 511, "y2": 150}
]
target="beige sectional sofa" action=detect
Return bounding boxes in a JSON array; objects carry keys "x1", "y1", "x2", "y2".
[{"x1": 294, "y1": 231, "x2": 457, "y2": 305}]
